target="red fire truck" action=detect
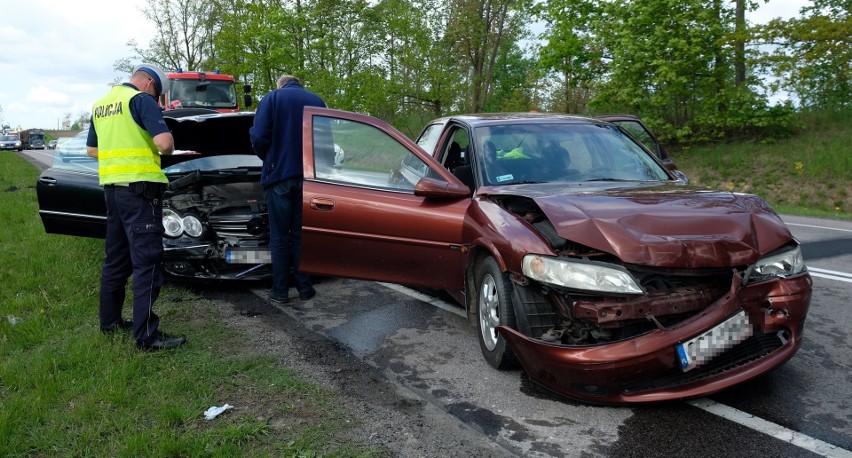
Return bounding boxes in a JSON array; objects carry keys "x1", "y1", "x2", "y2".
[{"x1": 162, "y1": 69, "x2": 252, "y2": 113}]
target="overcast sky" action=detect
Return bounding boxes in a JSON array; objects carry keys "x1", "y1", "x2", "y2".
[{"x1": 0, "y1": 0, "x2": 808, "y2": 131}]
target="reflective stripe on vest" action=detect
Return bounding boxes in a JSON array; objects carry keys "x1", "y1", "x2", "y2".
[{"x1": 92, "y1": 85, "x2": 167, "y2": 186}]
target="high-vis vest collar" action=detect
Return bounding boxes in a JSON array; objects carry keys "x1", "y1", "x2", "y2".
[{"x1": 92, "y1": 85, "x2": 167, "y2": 186}]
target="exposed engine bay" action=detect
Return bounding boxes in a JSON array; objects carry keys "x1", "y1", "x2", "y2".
[{"x1": 161, "y1": 161, "x2": 270, "y2": 279}]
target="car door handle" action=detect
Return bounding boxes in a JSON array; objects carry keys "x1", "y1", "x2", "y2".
[
  {"x1": 310, "y1": 197, "x2": 335, "y2": 211},
  {"x1": 38, "y1": 177, "x2": 58, "y2": 186}
]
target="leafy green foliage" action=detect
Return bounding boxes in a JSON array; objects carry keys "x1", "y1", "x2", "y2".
[
  {"x1": 756, "y1": 0, "x2": 850, "y2": 111},
  {"x1": 120, "y1": 0, "x2": 847, "y2": 143}
]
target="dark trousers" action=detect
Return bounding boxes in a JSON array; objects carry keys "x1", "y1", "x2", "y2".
[
  {"x1": 99, "y1": 185, "x2": 164, "y2": 345},
  {"x1": 266, "y1": 176, "x2": 312, "y2": 298}
]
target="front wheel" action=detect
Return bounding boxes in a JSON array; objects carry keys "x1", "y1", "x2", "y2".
[{"x1": 475, "y1": 257, "x2": 519, "y2": 369}]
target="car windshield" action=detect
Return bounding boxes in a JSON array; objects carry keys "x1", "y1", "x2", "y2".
[
  {"x1": 474, "y1": 122, "x2": 670, "y2": 185},
  {"x1": 163, "y1": 154, "x2": 261, "y2": 174},
  {"x1": 170, "y1": 80, "x2": 237, "y2": 109},
  {"x1": 1, "y1": 135, "x2": 16, "y2": 141}
]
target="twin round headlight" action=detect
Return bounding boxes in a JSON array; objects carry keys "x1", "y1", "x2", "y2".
[{"x1": 163, "y1": 209, "x2": 204, "y2": 237}]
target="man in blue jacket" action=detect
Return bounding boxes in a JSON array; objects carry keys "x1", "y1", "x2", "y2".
[{"x1": 250, "y1": 74, "x2": 326, "y2": 305}]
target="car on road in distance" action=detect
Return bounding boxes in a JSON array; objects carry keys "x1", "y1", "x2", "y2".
[
  {"x1": 56, "y1": 131, "x2": 90, "y2": 162},
  {"x1": 47, "y1": 140, "x2": 58, "y2": 149},
  {"x1": 1, "y1": 134, "x2": 23, "y2": 151},
  {"x1": 36, "y1": 108, "x2": 812, "y2": 404}
]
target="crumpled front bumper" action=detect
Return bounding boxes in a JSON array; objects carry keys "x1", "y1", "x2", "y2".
[
  {"x1": 498, "y1": 272, "x2": 812, "y2": 405},
  {"x1": 162, "y1": 243, "x2": 271, "y2": 280}
]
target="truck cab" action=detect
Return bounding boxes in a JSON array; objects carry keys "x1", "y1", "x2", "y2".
[
  {"x1": 26, "y1": 130, "x2": 46, "y2": 149},
  {"x1": 163, "y1": 70, "x2": 252, "y2": 113}
]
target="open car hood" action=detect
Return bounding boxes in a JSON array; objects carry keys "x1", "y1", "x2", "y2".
[
  {"x1": 493, "y1": 183, "x2": 793, "y2": 268},
  {"x1": 160, "y1": 112, "x2": 255, "y2": 168}
]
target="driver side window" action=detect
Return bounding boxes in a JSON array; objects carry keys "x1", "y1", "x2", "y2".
[{"x1": 312, "y1": 116, "x2": 438, "y2": 192}]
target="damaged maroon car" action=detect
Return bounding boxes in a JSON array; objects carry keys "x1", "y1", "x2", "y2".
[{"x1": 37, "y1": 108, "x2": 811, "y2": 404}]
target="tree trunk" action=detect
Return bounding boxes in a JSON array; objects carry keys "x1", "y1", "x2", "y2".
[{"x1": 735, "y1": 0, "x2": 746, "y2": 87}]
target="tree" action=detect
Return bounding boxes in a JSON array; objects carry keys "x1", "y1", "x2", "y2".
[
  {"x1": 446, "y1": 0, "x2": 530, "y2": 112},
  {"x1": 70, "y1": 111, "x2": 90, "y2": 131},
  {"x1": 371, "y1": 0, "x2": 466, "y2": 125},
  {"x1": 117, "y1": 0, "x2": 219, "y2": 72},
  {"x1": 117, "y1": 0, "x2": 823, "y2": 141},
  {"x1": 584, "y1": 0, "x2": 796, "y2": 142},
  {"x1": 757, "y1": 0, "x2": 851, "y2": 110},
  {"x1": 533, "y1": 0, "x2": 603, "y2": 113},
  {"x1": 213, "y1": 0, "x2": 311, "y2": 96}
]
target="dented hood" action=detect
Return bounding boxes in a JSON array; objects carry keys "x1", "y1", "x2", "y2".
[{"x1": 492, "y1": 183, "x2": 793, "y2": 267}]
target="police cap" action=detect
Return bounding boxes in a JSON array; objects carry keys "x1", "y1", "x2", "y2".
[{"x1": 133, "y1": 63, "x2": 167, "y2": 97}]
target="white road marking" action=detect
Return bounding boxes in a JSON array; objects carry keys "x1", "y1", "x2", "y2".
[
  {"x1": 688, "y1": 399, "x2": 852, "y2": 458},
  {"x1": 378, "y1": 283, "x2": 466, "y2": 317},
  {"x1": 786, "y1": 222, "x2": 852, "y2": 233},
  {"x1": 808, "y1": 267, "x2": 852, "y2": 284},
  {"x1": 383, "y1": 283, "x2": 852, "y2": 458}
]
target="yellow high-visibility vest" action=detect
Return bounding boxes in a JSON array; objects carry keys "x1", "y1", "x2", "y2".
[{"x1": 92, "y1": 85, "x2": 167, "y2": 185}]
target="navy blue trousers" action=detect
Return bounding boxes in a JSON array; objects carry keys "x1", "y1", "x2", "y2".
[
  {"x1": 266, "y1": 176, "x2": 312, "y2": 299},
  {"x1": 99, "y1": 185, "x2": 164, "y2": 345}
]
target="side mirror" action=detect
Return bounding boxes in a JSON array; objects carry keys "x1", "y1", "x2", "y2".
[
  {"x1": 671, "y1": 169, "x2": 689, "y2": 184},
  {"x1": 243, "y1": 84, "x2": 253, "y2": 108},
  {"x1": 414, "y1": 177, "x2": 471, "y2": 199}
]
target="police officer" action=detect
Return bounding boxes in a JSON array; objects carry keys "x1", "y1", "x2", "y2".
[{"x1": 86, "y1": 63, "x2": 186, "y2": 351}]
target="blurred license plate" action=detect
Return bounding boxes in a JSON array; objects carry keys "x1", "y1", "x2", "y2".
[
  {"x1": 225, "y1": 248, "x2": 271, "y2": 264},
  {"x1": 676, "y1": 310, "x2": 753, "y2": 372}
]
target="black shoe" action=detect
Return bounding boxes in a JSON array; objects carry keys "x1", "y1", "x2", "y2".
[
  {"x1": 268, "y1": 294, "x2": 289, "y2": 305},
  {"x1": 137, "y1": 333, "x2": 187, "y2": 351},
  {"x1": 299, "y1": 288, "x2": 316, "y2": 301},
  {"x1": 101, "y1": 319, "x2": 133, "y2": 335}
]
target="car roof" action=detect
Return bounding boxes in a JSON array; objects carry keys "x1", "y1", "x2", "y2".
[{"x1": 431, "y1": 112, "x2": 605, "y2": 128}]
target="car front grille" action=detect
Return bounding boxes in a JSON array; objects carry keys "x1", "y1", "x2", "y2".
[
  {"x1": 621, "y1": 330, "x2": 788, "y2": 394},
  {"x1": 208, "y1": 212, "x2": 268, "y2": 240}
]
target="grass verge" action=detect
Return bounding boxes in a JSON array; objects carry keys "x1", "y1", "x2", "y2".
[
  {"x1": 0, "y1": 153, "x2": 378, "y2": 457},
  {"x1": 672, "y1": 110, "x2": 852, "y2": 220}
]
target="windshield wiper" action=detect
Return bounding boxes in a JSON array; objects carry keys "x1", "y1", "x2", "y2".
[
  {"x1": 583, "y1": 178, "x2": 635, "y2": 182},
  {"x1": 215, "y1": 167, "x2": 261, "y2": 175}
]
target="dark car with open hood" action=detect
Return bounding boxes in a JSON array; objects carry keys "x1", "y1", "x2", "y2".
[{"x1": 36, "y1": 108, "x2": 811, "y2": 404}]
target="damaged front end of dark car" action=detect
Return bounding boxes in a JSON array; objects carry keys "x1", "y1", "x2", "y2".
[
  {"x1": 479, "y1": 187, "x2": 811, "y2": 404},
  {"x1": 160, "y1": 155, "x2": 270, "y2": 280},
  {"x1": 36, "y1": 112, "x2": 272, "y2": 281},
  {"x1": 413, "y1": 113, "x2": 813, "y2": 404}
]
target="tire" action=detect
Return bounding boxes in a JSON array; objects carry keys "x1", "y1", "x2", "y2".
[{"x1": 475, "y1": 256, "x2": 519, "y2": 369}]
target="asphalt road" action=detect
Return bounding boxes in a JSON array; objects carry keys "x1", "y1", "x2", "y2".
[
  {"x1": 244, "y1": 214, "x2": 852, "y2": 458},
  {"x1": 19, "y1": 148, "x2": 852, "y2": 457}
]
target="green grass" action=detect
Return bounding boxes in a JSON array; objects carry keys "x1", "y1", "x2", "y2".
[
  {"x1": 672, "y1": 110, "x2": 852, "y2": 220},
  {"x1": 0, "y1": 154, "x2": 379, "y2": 457}
]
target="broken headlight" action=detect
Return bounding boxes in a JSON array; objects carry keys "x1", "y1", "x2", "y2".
[
  {"x1": 163, "y1": 209, "x2": 204, "y2": 238},
  {"x1": 522, "y1": 255, "x2": 644, "y2": 295},
  {"x1": 743, "y1": 244, "x2": 805, "y2": 284}
]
